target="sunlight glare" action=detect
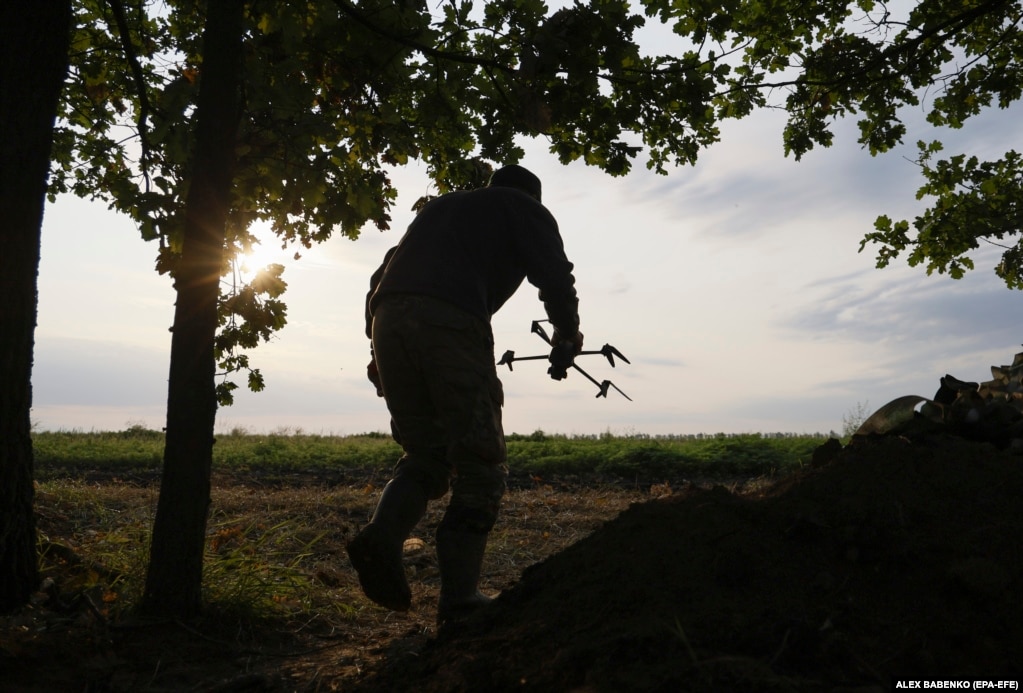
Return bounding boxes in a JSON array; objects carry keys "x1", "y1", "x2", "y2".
[{"x1": 237, "y1": 226, "x2": 293, "y2": 282}]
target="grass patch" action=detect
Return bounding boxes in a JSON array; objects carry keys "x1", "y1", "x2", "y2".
[
  {"x1": 504, "y1": 431, "x2": 825, "y2": 481},
  {"x1": 33, "y1": 478, "x2": 363, "y2": 627},
  {"x1": 33, "y1": 428, "x2": 830, "y2": 482},
  {"x1": 33, "y1": 429, "x2": 403, "y2": 478}
]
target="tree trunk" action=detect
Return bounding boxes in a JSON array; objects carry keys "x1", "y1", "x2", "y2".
[
  {"x1": 0, "y1": 2, "x2": 72, "y2": 614},
  {"x1": 141, "y1": 0, "x2": 245, "y2": 618}
]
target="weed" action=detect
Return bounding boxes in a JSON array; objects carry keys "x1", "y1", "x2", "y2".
[{"x1": 842, "y1": 400, "x2": 872, "y2": 439}]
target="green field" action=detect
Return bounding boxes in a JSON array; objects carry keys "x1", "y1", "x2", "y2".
[{"x1": 32, "y1": 426, "x2": 834, "y2": 481}]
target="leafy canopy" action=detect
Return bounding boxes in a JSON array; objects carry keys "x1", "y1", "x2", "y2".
[{"x1": 51, "y1": 0, "x2": 1023, "y2": 402}]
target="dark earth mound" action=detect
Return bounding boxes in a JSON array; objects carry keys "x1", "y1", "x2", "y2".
[{"x1": 351, "y1": 435, "x2": 1022, "y2": 692}]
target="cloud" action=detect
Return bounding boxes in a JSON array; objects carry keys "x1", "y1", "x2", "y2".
[
  {"x1": 33, "y1": 338, "x2": 168, "y2": 407},
  {"x1": 783, "y1": 259, "x2": 1020, "y2": 351}
]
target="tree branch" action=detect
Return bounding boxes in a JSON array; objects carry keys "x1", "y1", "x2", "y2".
[
  {"x1": 760, "y1": 0, "x2": 1015, "y2": 92},
  {"x1": 631, "y1": 0, "x2": 1015, "y2": 105},
  {"x1": 329, "y1": 0, "x2": 514, "y2": 74},
  {"x1": 104, "y1": 0, "x2": 153, "y2": 190}
]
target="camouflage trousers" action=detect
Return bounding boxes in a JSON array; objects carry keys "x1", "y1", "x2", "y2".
[{"x1": 371, "y1": 295, "x2": 508, "y2": 534}]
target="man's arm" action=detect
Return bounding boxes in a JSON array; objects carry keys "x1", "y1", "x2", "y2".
[
  {"x1": 519, "y1": 206, "x2": 581, "y2": 343},
  {"x1": 540, "y1": 279, "x2": 580, "y2": 343}
]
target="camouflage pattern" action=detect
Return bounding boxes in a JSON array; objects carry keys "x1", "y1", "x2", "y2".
[{"x1": 372, "y1": 295, "x2": 508, "y2": 533}]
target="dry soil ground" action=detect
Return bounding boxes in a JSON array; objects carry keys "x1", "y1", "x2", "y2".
[{"x1": 3, "y1": 434, "x2": 1022, "y2": 692}]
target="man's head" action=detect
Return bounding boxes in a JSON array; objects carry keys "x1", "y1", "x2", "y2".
[{"x1": 488, "y1": 165, "x2": 542, "y2": 202}]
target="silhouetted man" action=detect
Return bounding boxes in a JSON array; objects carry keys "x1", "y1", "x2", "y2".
[{"x1": 348, "y1": 164, "x2": 583, "y2": 622}]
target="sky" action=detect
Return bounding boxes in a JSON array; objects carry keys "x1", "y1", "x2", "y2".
[{"x1": 33, "y1": 95, "x2": 1023, "y2": 437}]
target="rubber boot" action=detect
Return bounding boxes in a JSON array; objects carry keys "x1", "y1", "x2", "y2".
[
  {"x1": 436, "y1": 528, "x2": 494, "y2": 624},
  {"x1": 346, "y1": 478, "x2": 428, "y2": 611}
]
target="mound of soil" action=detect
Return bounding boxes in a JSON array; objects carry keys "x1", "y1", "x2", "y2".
[{"x1": 352, "y1": 435, "x2": 1023, "y2": 692}]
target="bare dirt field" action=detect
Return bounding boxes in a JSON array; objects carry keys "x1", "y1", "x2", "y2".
[{"x1": 4, "y1": 434, "x2": 1022, "y2": 692}]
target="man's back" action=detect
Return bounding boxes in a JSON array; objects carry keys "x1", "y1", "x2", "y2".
[{"x1": 369, "y1": 186, "x2": 578, "y2": 332}]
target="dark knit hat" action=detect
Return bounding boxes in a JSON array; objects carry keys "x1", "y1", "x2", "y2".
[{"x1": 488, "y1": 164, "x2": 542, "y2": 202}]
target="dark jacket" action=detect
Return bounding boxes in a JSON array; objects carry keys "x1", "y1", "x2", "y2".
[{"x1": 365, "y1": 186, "x2": 579, "y2": 339}]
